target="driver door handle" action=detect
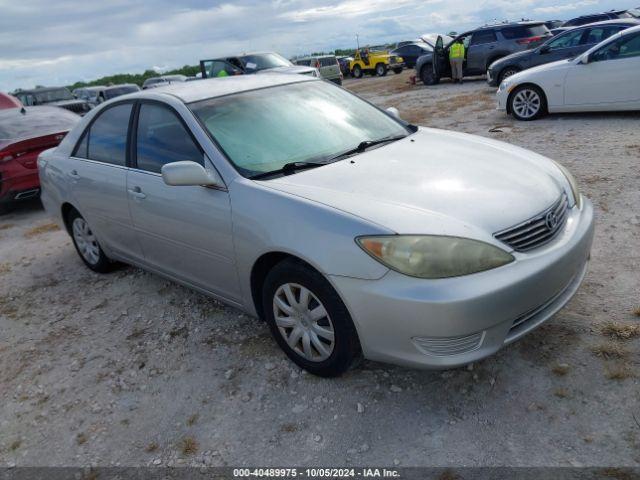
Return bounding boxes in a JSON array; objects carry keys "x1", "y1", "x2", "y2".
[
  {"x1": 128, "y1": 186, "x2": 146, "y2": 199},
  {"x1": 68, "y1": 170, "x2": 80, "y2": 180}
]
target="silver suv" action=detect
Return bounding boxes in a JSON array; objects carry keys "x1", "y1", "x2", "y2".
[
  {"x1": 293, "y1": 55, "x2": 343, "y2": 85},
  {"x1": 415, "y1": 22, "x2": 552, "y2": 85}
]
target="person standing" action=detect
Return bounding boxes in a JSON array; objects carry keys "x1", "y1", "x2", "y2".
[{"x1": 449, "y1": 38, "x2": 465, "y2": 84}]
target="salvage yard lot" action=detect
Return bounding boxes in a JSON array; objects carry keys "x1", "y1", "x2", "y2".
[{"x1": 1, "y1": 70, "x2": 639, "y2": 467}]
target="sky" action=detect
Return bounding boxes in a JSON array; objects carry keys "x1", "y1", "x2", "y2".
[{"x1": 0, "y1": 0, "x2": 636, "y2": 91}]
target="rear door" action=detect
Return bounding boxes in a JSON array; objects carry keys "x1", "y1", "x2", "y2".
[
  {"x1": 126, "y1": 101, "x2": 240, "y2": 301},
  {"x1": 66, "y1": 102, "x2": 143, "y2": 259},
  {"x1": 564, "y1": 31, "x2": 640, "y2": 107},
  {"x1": 467, "y1": 29, "x2": 498, "y2": 73}
]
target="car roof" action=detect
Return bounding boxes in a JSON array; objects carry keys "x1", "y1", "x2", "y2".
[
  {"x1": 130, "y1": 73, "x2": 316, "y2": 104},
  {"x1": 17, "y1": 87, "x2": 70, "y2": 94},
  {"x1": 476, "y1": 21, "x2": 545, "y2": 30}
]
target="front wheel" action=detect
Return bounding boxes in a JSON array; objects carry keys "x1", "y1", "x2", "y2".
[
  {"x1": 509, "y1": 85, "x2": 546, "y2": 121},
  {"x1": 352, "y1": 65, "x2": 362, "y2": 78},
  {"x1": 420, "y1": 64, "x2": 440, "y2": 85},
  {"x1": 375, "y1": 63, "x2": 387, "y2": 76},
  {"x1": 68, "y1": 209, "x2": 114, "y2": 273},
  {"x1": 262, "y1": 259, "x2": 361, "y2": 377},
  {"x1": 499, "y1": 67, "x2": 520, "y2": 84}
]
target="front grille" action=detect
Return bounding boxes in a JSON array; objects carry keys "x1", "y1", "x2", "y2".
[
  {"x1": 413, "y1": 331, "x2": 485, "y2": 357},
  {"x1": 60, "y1": 103, "x2": 88, "y2": 114},
  {"x1": 494, "y1": 194, "x2": 568, "y2": 252},
  {"x1": 389, "y1": 56, "x2": 397, "y2": 64}
]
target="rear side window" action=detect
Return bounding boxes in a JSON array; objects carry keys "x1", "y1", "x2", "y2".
[
  {"x1": 501, "y1": 25, "x2": 548, "y2": 39},
  {"x1": 584, "y1": 26, "x2": 624, "y2": 45},
  {"x1": 77, "y1": 103, "x2": 132, "y2": 166},
  {"x1": 470, "y1": 30, "x2": 498, "y2": 45},
  {"x1": 135, "y1": 103, "x2": 202, "y2": 174}
]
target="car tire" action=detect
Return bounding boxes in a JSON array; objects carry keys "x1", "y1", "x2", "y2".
[
  {"x1": 262, "y1": 258, "x2": 361, "y2": 377},
  {"x1": 393, "y1": 67, "x2": 403, "y2": 74},
  {"x1": 375, "y1": 63, "x2": 387, "y2": 76},
  {"x1": 499, "y1": 67, "x2": 520, "y2": 84},
  {"x1": 420, "y1": 64, "x2": 439, "y2": 85},
  {"x1": 352, "y1": 65, "x2": 362, "y2": 78},
  {"x1": 508, "y1": 84, "x2": 546, "y2": 121},
  {"x1": 67, "y1": 209, "x2": 114, "y2": 273}
]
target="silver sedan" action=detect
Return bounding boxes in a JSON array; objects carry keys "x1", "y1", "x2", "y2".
[{"x1": 38, "y1": 74, "x2": 594, "y2": 376}]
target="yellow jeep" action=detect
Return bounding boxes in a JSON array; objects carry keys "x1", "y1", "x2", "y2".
[{"x1": 349, "y1": 49, "x2": 404, "y2": 78}]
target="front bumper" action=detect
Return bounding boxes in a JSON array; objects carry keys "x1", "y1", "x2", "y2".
[
  {"x1": 496, "y1": 87, "x2": 509, "y2": 111},
  {"x1": 487, "y1": 68, "x2": 499, "y2": 87},
  {"x1": 330, "y1": 198, "x2": 594, "y2": 369}
]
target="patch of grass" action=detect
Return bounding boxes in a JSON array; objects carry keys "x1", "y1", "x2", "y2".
[
  {"x1": 9, "y1": 439, "x2": 22, "y2": 451},
  {"x1": 179, "y1": 437, "x2": 198, "y2": 456},
  {"x1": 280, "y1": 423, "x2": 298, "y2": 433},
  {"x1": 438, "y1": 470, "x2": 461, "y2": 480},
  {"x1": 24, "y1": 223, "x2": 60, "y2": 238},
  {"x1": 145, "y1": 441, "x2": 159, "y2": 453},
  {"x1": 554, "y1": 388, "x2": 570, "y2": 399},
  {"x1": 76, "y1": 432, "x2": 87, "y2": 445},
  {"x1": 551, "y1": 363, "x2": 570, "y2": 376},
  {"x1": 605, "y1": 363, "x2": 633, "y2": 381},
  {"x1": 186, "y1": 414, "x2": 198, "y2": 426},
  {"x1": 0, "y1": 263, "x2": 11, "y2": 275},
  {"x1": 633, "y1": 307, "x2": 640, "y2": 317},
  {"x1": 0, "y1": 223, "x2": 15, "y2": 230},
  {"x1": 591, "y1": 342, "x2": 628, "y2": 360},
  {"x1": 601, "y1": 321, "x2": 640, "y2": 340}
]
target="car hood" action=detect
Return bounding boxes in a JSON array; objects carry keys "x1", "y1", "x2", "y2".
[
  {"x1": 491, "y1": 49, "x2": 534, "y2": 69},
  {"x1": 262, "y1": 128, "x2": 565, "y2": 242},
  {"x1": 259, "y1": 66, "x2": 317, "y2": 75}
]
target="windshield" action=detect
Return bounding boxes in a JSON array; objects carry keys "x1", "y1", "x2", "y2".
[
  {"x1": 104, "y1": 86, "x2": 139, "y2": 99},
  {"x1": 239, "y1": 53, "x2": 293, "y2": 72},
  {"x1": 190, "y1": 81, "x2": 408, "y2": 177},
  {"x1": 34, "y1": 88, "x2": 74, "y2": 103}
]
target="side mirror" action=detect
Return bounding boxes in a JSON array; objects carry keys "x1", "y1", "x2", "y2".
[
  {"x1": 161, "y1": 161, "x2": 223, "y2": 187},
  {"x1": 539, "y1": 45, "x2": 550, "y2": 54},
  {"x1": 386, "y1": 107, "x2": 400, "y2": 119},
  {"x1": 578, "y1": 54, "x2": 590, "y2": 64}
]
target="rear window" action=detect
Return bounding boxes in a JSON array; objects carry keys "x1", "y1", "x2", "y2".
[
  {"x1": 501, "y1": 25, "x2": 549, "y2": 39},
  {"x1": 0, "y1": 107, "x2": 79, "y2": 140},
  {"x1": 319, "y1": 57, "x2": 337, "y2": 67},
  {"x1": 295, "y1": 59, "x2": 312, "y2": 66}
]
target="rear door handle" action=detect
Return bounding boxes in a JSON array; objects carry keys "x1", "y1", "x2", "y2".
[
  {"x1": 68, "y1": 170, "x2": 80, "y2": 180},
  {"x1": 128, "y1": 186, "x2": 146, "y2": 199}
]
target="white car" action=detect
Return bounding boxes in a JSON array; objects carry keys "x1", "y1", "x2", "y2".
[{"x1": 497, "y1": 25, "x2": 640, "y2": 120}]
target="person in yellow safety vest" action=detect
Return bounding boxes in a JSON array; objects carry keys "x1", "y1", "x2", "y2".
[
  {"x1": 216, "y1": 69, "x2": 229, "y2": 78},
  {"x1": 449, "y1": 38, "x2": 465, "y2": 84}
]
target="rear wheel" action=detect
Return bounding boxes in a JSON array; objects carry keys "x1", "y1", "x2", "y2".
[
  {"x1": 352, "y1": 65, "x2": 363, "y2": 78},
  {"x1": 509, "y1": 85, "x2": 546, "y2": 121},
  {"x1": 375, "y1": 63, "x2": 387, "y2": 76},
  {"x1": 262, "y1": 259, "x2": 361, "y2": 377},
  {"x1": 499, "y1": 66, "x2": 520, "y2": 84},
  {"x1": 68, "y1": 209, "x2": 114, "y2": 273},
  {"x1": 420, "y1": 64, "x2": 440, "y2": 85}
]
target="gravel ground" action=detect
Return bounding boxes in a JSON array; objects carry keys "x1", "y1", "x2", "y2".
[{"x1": 1, "y1": 70, "x2": 639, "y2": 468}]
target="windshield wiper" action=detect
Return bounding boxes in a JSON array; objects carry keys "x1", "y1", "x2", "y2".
[
  {"x1": 249, "y1": 161, "x2": 327, "y2": 180},
  {"x1": 328, "y1": 135, "x2": 407, "y2": 161}
]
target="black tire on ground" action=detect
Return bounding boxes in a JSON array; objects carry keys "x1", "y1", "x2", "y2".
[
  {"x1": 393, "y1": 67, "x2": 403, "y2": 74},
  {"x1": 66, "y1": 208, "x2": 115, "y2": 273},
  {"x1": 375, "y1": 63, "x2": 388, "y2": 76},
  {"x1": 508, "y1": 84, "x2": 547, "y2": 121},
  {"x1": 352, "y1": 65, "x2": 362, "y2": 78},
  {"x1": 499, "y1": 66, "x2": 520, "y2": 84},
  {"x1": 420, "y1": 64, "x2": 440, "y2": 85},
  {"x1": 262, "y1": 258, "x2": 362, "y2": 377}
]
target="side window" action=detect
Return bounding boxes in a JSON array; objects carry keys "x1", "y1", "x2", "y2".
[
  {"x1": 547, "y1": 29, "x2": 584, "y2": 50},
  {"x1": 135, "y1": 103, "x2": 202, "y2": 174},
  {"x1": 86, "y1": 103, "x2": 132, "y2": 166},
  {"x1": 591, "y1": 32, "x2": 640, "y2": 62},
  {"x1": 470, "y1": 30, "x2": 497, "y2": 46},
  {"x1": 584, "y1": 26, "x2": 625, "y2": 45}
]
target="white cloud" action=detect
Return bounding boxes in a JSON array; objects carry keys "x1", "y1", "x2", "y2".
[{"x1": 534, "y1": 0, "x2": 598, "y2": 14}]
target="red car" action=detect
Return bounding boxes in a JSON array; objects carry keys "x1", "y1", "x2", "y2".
[
  {"x1": 0, "y1": 92, "x2": 23, "y2": 110},
  {"x1": 0, "y1": 106, "x2": 79, "y2": 212}
]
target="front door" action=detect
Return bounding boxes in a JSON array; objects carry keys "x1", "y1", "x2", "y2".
[
  {"x1": 564, "y1": 31, "x2": 640, "y2": 107},
  {"x1": 433, "y1": 36, "x2": 444, "y2": 78},
  {"x1": 126, "y1": 101, "x2": 241, "y2": 301}
]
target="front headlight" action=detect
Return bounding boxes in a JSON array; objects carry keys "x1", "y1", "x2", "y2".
[
  {"x1": 553, "y1": 161, "x2": 581, "y2": 208},
  {"x1": 356, "y1": 235, "x2": 514, "y2": 279}
]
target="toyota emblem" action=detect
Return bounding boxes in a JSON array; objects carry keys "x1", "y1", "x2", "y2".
[{"x1": 545, "y1": 211, "x2": 559, "y2": 230}]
